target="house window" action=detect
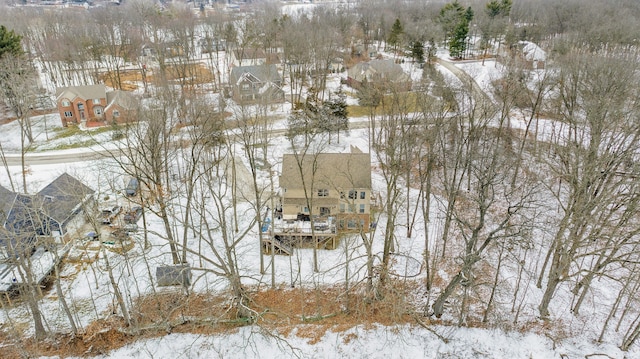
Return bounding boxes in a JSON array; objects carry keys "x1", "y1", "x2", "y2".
[
  {"x1": 302, "y1": 206, "x2": 309, "y2": 213},
  {"x1": 64, "y1": 111, "x2": 73, "y2": 117},
  {"x1": 340, "y1": 204, "x2": 345, "y2": 213},
  {"x1": 113, "y1": 110, "x2": 120, "y2": 118},
  {"x1": 348, "y1": 190, "x2": 357, "y2": 199},
  {"x1": 360, "y1": 191, "x2": 366, "y2": 199},
  {"x1": 348, "y1": 204, "x2": 355, "y2": 213},
  {"x1": 359, "y1": 204, "x2": 365, "y2": 213},
  {"x1": 61, "y1": 100, "x2": 71, "y2": 107},
  {"x1": 94, "y1": 107, "x2": 103, "y2": 115},
  {"x1": 347, "y1": 219, "x2": 357, "y2": 229},
  {"x1": 242, "y1": 84, "x2": 250, "y2": 90},
  {"x1": 318, "y1": 189, "x2": 328, "y2": 197},
  {"x1": 93, "y1": 98, "x2": 101, "y2": 105}
]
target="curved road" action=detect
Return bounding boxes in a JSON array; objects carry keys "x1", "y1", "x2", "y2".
[{"x1": 4, "y1": 59, "x2": 487, "y2": 167}]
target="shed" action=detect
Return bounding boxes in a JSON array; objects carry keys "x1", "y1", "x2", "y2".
[{"x1": 156, "y1": 265, "x2": 192, "y2": 287}]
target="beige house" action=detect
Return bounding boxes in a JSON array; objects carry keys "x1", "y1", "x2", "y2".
[
  {"x1": 279, "y1": 147, "x2": 372, "y2": 232},
  {"x1": 346, "y1": 59, "x2": 412, "y2": 92}
]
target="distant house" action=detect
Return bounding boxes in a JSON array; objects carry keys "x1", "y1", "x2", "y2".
[
  {"x1": 199, "y1": 37, "x2": 226, "y2": 53},
  {"x1": 352, "y1": 44, "x2": 378, "y2": 59},
  {"x1": 55, "y1": 84, "x2": 137, "y2": 127},
  {"x1": 517, "y1": 41, "x2": 546, "y2": 69},
  {"x1": 328, "y1": 57, "x2": 345, "y2": 73},
  {"x1": 279, "y1": 146, "x2": 372, "y2": 231},
  {"x1": 0, "y1": 173, "x2": 94, "y2": 256},
  {"x1": 229, "y1": 64, "x2": 285, "y2": 104},
  {"x1": 230, "y1": 48, "x2": 280, "y2": 67},
  {"x1": 346, "y1": 59, "x2": 412, "y2": 92}
]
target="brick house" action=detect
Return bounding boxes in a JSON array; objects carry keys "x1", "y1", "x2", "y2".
[{"x1": 55, "y1": 84, "x2": 137, "y2": 127}]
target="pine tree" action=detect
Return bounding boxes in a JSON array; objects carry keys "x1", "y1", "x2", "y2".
[
  {"x1": 411, "y1": 41, "x2": 425, "y2": 64},
  {"x1": 387, "y1": 18, "x2": 404, "y2": 53},
  {"x1": 0, "y1": 25, "x2": 23, "y2": 58},
  {"x1": 440, "y1": 1, "x2": 474, "y2": 59}
]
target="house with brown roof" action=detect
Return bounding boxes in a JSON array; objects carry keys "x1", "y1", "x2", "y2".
[
  {"x1": 230, "y1": 48, "x2": 280, "y2": 67},
  {"x1": 346, "y1": 59, "x2": 412, "y2": 92},
  {"x1": 279, "y1": 146, "x2": 372, "y2": 232},
  {"x1": 55, "y1": 84, "x2": 137, "y2": 127}
]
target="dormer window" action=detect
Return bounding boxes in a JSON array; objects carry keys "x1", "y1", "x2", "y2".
[
  {"x1": 61, "y1": 100, "x2": 71, "y2": 107},
  {"x1": 93, "y1": 98, "x2": 101, "y2": 105},
  {"x1": 318, "y1": 189, "x2": 328, "y2": 197}
]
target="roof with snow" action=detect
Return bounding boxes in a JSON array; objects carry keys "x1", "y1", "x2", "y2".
[{"x1": 519, "y1": 41, "x2": 546, "y2": 62}]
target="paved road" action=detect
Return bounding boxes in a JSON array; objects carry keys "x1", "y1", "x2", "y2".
[
  {"x1": 435, "y1": 58, "x2": 496, "y2": 109},
  {"x1": 3, "y1": 147, "x2": 116, "y2": 166},
  {"x1": 3, "y1": 120, "x2": 372, "y2": 166}
]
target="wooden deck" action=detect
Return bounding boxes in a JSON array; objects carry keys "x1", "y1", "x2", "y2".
[{"x1": 261, "y1": 228, "x2": 338, "y2": 255}]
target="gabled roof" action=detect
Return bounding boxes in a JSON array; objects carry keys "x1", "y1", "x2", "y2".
[
  {"x1": 347, "y1": 59, "x2": 410, "y2": 83},
  {"x1": 5, "y1": 193, "x2": 43, "y2": 235},
  {"x1": 280, "y1": 151, "x2": 371, "y2": 191},
  {"x1": 0, "y1": 185, "x2": 16, "y2": 227},
  {"x1": 519, "y1": 41, "x2": 546, "y2": 62},
  {"x1": 106, "y1": 90, "x2": 138, "y2": 111},
  {"x1": 230, "y1": 64, "x2": 281, "y2": 85},
  {"x1": 232, "y1": 48, "x2": 267, "y2": 62},
  {"x1": 55, "y1": 84, "x2": 107, "y2": 102},
  {"x1": 38, "y1": 173, "x2": 94, "y2": 225}
]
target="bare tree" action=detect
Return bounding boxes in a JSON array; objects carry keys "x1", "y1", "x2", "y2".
[{"x1": 537, "y1": 47, "x2": 640, "y2": 319}]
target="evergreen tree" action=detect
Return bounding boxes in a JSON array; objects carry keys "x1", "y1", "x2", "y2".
[
  {"x1": 0, "y1": 25, "x2": 23, "y2": 58},
  {"x1": 411, "y1": 41, "x2": 425, "y2": 64},
  {"x1": 439, "y1": 1, "x2": 474, "y2": 59},
  {"x1": 387, "y1": 18, "x2": 404, "y2": 53}
]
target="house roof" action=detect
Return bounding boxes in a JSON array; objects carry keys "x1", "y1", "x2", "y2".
[
  {"x1": 38, "y1": 173, "x2": 94, "y2": 225},
  {"x1": 280, "y1": 151, "x2": 371, "y2": 191},
  {"x1": 0, "y1": 184, "x2": 16, "y2": 218},
  {"x1": 55, "y1": 84, "x2": 107, "y2": 102},
  {"x1": 5, "y1": 193, "x2": 43, "y2": 235},
  {"x1": 230, "y1": 64, "x2": 281, "y2": 85},
  {"x1": 347, "y1": 59, "x2": 411, "y2": 84},
  {"x1": 519, "y1": 41, "x2": 546, "y2": 62},
  {"x1": 232, "y1": 48, "x2": 267, "y2": 62},
  {"x1": 106, "y1": 90, "x2": 138, "y2": 111}
]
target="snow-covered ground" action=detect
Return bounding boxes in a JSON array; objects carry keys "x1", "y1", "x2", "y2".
[{"x1": 0, "y1": 38, "x2": 636, "y2": 359}]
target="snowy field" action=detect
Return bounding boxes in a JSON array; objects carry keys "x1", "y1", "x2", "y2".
[
  {"x1": 0, "y1": 120, "x2": 634, "y2": 358},
  {"x1": 0, "y1": 40, "x2": 636, "y2": 359}
]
